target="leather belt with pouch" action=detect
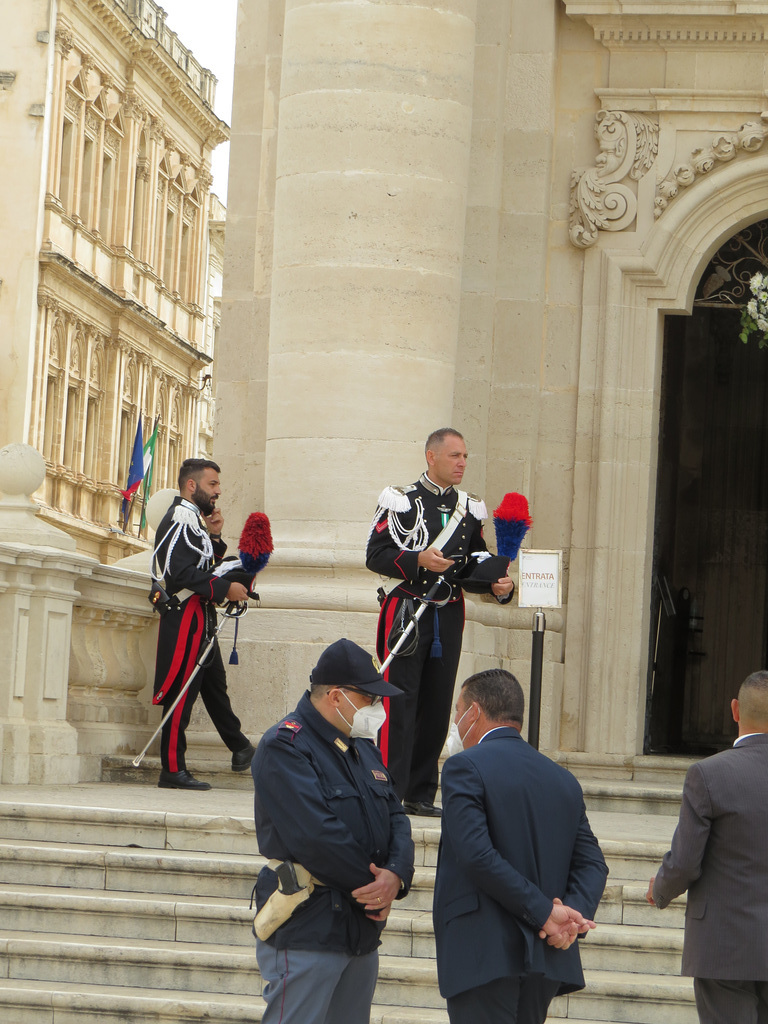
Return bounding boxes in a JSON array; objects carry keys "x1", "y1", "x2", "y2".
[{"x1": 253, "y1": 860, "x2": 324, "y2": 941}]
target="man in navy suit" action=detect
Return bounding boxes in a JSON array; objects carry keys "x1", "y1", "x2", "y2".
[
  {"x1": 647, "y1": 669, "x2": 768, "y2": 1024},
  {"x1": 433, "y1": 668, "x2": 608, "y2": 1023}
]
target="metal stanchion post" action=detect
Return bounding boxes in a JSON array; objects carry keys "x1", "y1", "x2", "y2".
[{"x1": 528, "y1": 608, "x2": 546, "y2": 749}]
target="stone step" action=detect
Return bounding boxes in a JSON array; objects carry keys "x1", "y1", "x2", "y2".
[
  {"x1": 598, "y1": 838, "x2": 672, "y2": 882},
  {"x1": 103, "y1": 752, "x2": 693, "y2": 818},
  {"x1": 581, "y1": 780, "x2": 684, "y2": 816},
  {"x1": 0, "y1": 796, "x2": 441, "y2": 867},
  {"x1": 0, "y1": 978, "x2": 451, "y2": 1024},
  {"x1": 0, "y1": 836, "x2": 437, "y2": 912},
  {"x1": 551, "y1": 753, "x2": 695, "y2": 789},
  {"x1": 101, "y1": 755, "x2": 256, "y2": 791},
  {"x1": 620, "y1": 884, "x2": 687, "y2": 929},
  {"x1": 0, "y1": 930, "x2": 444, "y2": 1007},
  {"x1": 0, "y1": 837, "x2": 260, "y2": 901},
  {"x1": 0, "y1": 882, "x2": 434, "y2": 958},
  {"x1": 0, "y1": 795, "x2": 259, "y2": 856},
  {"x1": 0, "y1": 794, "x2": 676, "y2": 886},
  {"x1": 0, "y1": 930, "x2": 695, "y2": 1023},
  {"x1": 550, "y1": 970, "x2": 696, "y2": 1024},
  {"x1": 579, "y1": 923, "x2": 682, "y2": 974},
  {"x1": 0, "y1": 878, "x2": 686, "y2": 970}
]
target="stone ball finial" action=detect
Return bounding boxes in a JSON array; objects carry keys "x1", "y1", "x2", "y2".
[
  {"x1": 0, "y1": 443, "x2": 46, "y2": 497},
  {"x1": 146, "y1": 487, "x2": 178, "y2": 531}
]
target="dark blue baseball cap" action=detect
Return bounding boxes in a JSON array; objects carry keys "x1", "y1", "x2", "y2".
[{"x1": 310, "y1": 639, "x2": 402, "y2": 696}]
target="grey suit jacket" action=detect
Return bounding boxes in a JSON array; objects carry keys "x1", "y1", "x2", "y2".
[{"x1": 653, "y1": 733, "x2": 768, "y2": 980}]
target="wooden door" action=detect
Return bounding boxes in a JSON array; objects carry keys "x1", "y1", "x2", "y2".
[{"x1": 649, "y1": 307, "x2": 768, "y2": 753}]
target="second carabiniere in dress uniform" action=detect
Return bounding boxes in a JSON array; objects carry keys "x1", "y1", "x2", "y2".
[{"x1": 365, "y1": 428, "x2": 515, "y2": 816}]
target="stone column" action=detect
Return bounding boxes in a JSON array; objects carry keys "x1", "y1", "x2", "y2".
[
  {"x1": 0, "y1": 2, "x2": 56, "y2": 449},
  {"x1": 263, "y1": 0, "x2": 478, "y2": 562}
]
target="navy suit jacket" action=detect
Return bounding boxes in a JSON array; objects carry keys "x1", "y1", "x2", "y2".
[{"x1": 433, "y1": 728, "x2": 608, "y2": 1000}]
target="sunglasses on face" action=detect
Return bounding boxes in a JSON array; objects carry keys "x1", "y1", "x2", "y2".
[{"x1": 341, "y1": 688, "x2": 384, "y2": 706}]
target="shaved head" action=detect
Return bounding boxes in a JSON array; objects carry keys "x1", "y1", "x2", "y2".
[{"x1": 737, "y1": 670, "x2": 768, "y2": 726}]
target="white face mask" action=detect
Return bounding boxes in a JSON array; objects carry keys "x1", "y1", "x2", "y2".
[
  {"x1": 338, "y1": 690, "x2": 388, "y2": 740},
  {"x1": 445, "y1": 704, "x2": 475, "y2": 757}
]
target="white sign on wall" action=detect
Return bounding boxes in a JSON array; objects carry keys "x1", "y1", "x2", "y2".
[{"x1": 518, "y1": 549, "x2": 562, "y2": 608}]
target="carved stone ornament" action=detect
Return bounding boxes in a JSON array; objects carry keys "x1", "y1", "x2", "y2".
[
  {"x1": 85, "y1": 109, "x2": 101, "y2": 135},
  {"x1": 150, "y1": 116, "x2": 166, "y2": 142},
  {"x1": 570, "y1": 109, "x2": 659, "y2": 249},
  {"x1": 90, "y1": 352, "x2": 102, "y2": 388},
  {"x1": 70, "y1": 340, "x2": 83, "y2": 377},
  {"x1": 123, "y1": 364, "x2": 136, "y2": 401},
  {"x1": 654, "y1": 113, "x2": 768, "y2": 219},
  {"x1": 49, "y1": 329, "x2": 61, "y2": 365},
  {"x1": 122, "y1": 89, "x2": 147, "y2": 123},
  {"x1": 55, "y1": 27, "x2": 74, "y2": 58},
  {"x1": 105, "y1": 126, "x2": 121, "y2": 154}
]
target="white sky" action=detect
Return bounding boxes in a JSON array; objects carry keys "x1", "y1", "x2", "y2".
[{"x1": 156, "y1": 0, "x2": 238, "y2": 202}]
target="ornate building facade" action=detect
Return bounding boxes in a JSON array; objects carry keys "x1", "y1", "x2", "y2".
[
  {"x1": 1, "y1": 0, "x2": 227, "y2": 561},
  {"x1": 215, "y1": 0, "x2": 768, "y2": 759}
]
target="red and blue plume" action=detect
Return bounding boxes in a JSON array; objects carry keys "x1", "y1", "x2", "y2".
[
  {"x1": 493, "y1": 493, "x2": 532, "y2": 561},
  {"x1": 238, "y1": 512, "x2": 274, "y2": 574}
]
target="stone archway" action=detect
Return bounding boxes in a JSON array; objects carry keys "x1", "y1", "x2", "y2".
[{"x1": 562, "y1": 155, "x2": 768, "y2": 757}]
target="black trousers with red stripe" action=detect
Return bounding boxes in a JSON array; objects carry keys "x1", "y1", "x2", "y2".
[
  {"x1": 153, "y1": 596, "x2": 249, "y2": 773},
  {"x1": 376, "y1": 590, "x2": 465, "y2": 804}
]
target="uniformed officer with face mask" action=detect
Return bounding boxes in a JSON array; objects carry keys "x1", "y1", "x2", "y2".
[{"x1": 251, "y1": 638, "x2": 416, "y2": 1024}]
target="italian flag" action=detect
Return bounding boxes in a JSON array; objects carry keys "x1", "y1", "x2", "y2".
[{"x1": 140, "y1": 418, "x2": 160, "y2": 530}]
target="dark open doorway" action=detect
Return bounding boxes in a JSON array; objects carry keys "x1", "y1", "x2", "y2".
[{"x1": 647, "y1": 219, "x2": 768, "y2": 755}]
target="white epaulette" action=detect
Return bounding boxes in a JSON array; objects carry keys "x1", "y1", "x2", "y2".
[
  {"x1": 467, "y1": 494, "x2": 488, "y2": 520},
  {"x1": 172, "y1": 503, "x2": 204, "y2": 530},
  {"x1": 376, "y1": 484, "x2": 415, "y2": 514}
]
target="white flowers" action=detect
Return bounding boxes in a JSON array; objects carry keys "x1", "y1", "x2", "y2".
[{"x1": 740, "y1": 272, "x2": 768, "y2": 348}]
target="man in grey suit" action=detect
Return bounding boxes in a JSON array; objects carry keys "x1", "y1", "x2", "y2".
[{"x1": 647, "y1": 669, "x2": 768, "y2": 1024}]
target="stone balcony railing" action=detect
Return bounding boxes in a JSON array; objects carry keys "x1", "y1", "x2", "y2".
[
  {"x1": 68, "y1": 562, "x2": 159, "y2": 780},
  {"x1": 123, "y1": 0, "x2": 217, "y2": 108}
]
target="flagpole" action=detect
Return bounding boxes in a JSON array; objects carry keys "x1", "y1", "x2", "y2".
[
  {"x1": 124, "y1": 491, "x2": 138, "y2": 533},
  {"x1": 120, "y1": 417, "x2": 145, "y2": 533},
  {"x1": 139, "y1": 415, "x2": 160, "y2": 538}
]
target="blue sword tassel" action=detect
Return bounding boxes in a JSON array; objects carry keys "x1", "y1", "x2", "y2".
[
  {"x1": 229, "y1": 616, "x2": 240, "y2": 665},
  {"x1": 430, "y1": 605, "x2": 442, "y2": 659}
]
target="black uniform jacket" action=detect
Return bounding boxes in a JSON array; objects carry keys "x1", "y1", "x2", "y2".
[
  {"x1": 154, "y1": 497, "x2": 230, "y2": 603},
  {"x1": 252, "y1": 693, "x2": 415, "y2": 956},
  {"x1": 366, "y1": 475, "x2": 495, "y2": 602},
  {"x1": 152, "y1": 497, "x2": 229, "y2": 703}
]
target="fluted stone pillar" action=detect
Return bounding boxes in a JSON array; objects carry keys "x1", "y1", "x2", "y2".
[{"x1": 264, "y1": 0, "x2": 478, "y2": 562}]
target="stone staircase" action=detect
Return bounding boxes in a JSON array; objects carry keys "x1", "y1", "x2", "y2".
[{"x1": 0, "y1": 757, "x2": 697, "y2": 1024}]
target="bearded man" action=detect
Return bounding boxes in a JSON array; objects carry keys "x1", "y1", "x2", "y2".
[{"x1": 150, "y1": 458, "x2": 255, "y2": 790}]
